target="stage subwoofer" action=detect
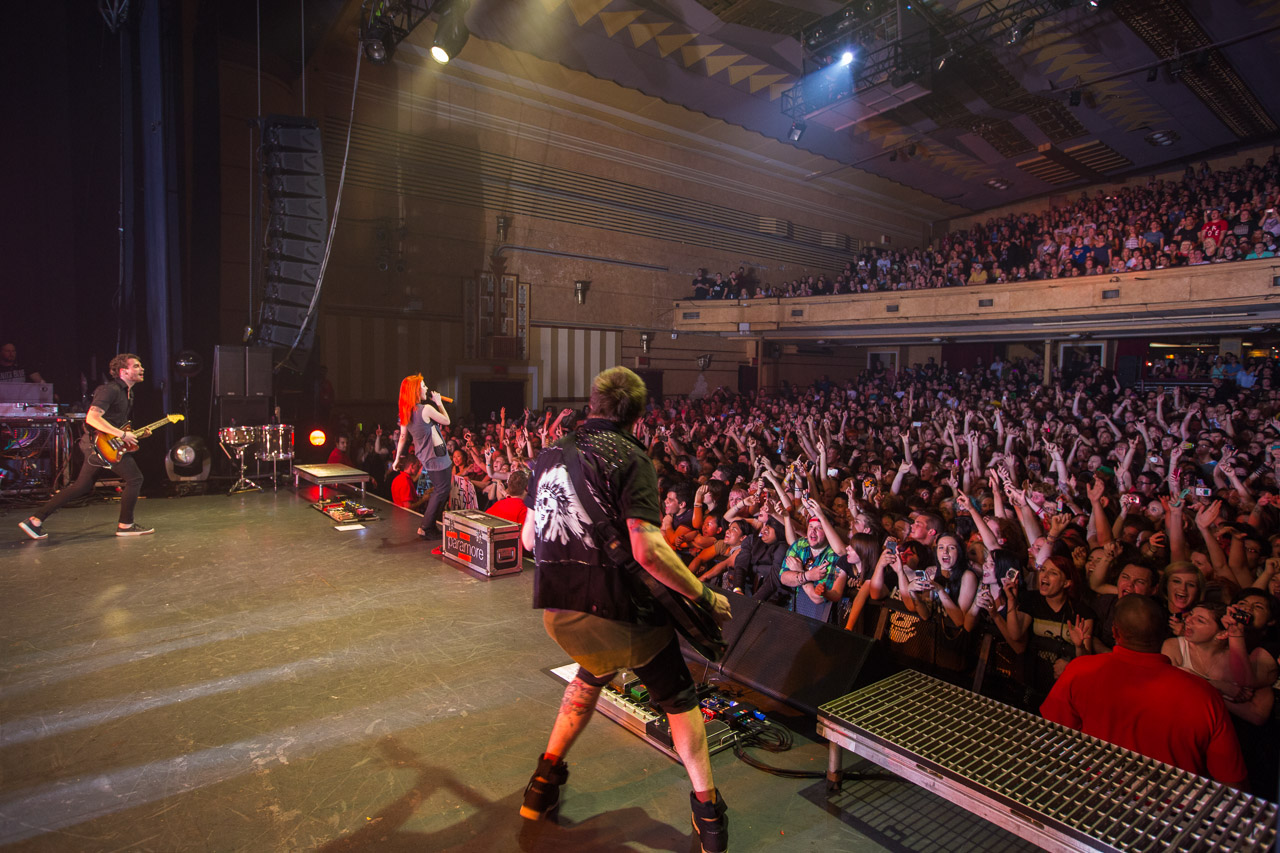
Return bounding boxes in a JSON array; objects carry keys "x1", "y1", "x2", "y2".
[{"x1": 214, "y1": 345, "x2": 246, "y2": 397}]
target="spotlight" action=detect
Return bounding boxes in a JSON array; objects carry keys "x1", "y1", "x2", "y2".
[
  {"x1": 361, "y1": 12, "x2": 394, "y2": 64},
  {"x1": 309, "y1": 429, "x2": 328, "y2": 447},
  {"x1": 640, "y1": 333, "x2": 652, "y2": 354},
  {"x1": 1007, "y1": 17, "x2": 1034, "y2": 45},
  {"x1": 363, "y1": 35, "x2": 389, "y2": 63},
  {"x1": 1146, "y1": 66, "x2": 1158, "y2": 83},
  {"x1": 788, "y1": 120, "x2": 806, "y2": 142},
  {"x1": 935, "y1": 48, "x2": 954, "y2": 71},
  {"x1": 431, "y1": 2, "x2": 470, "y2": 64},
  {"x1": 1068, "y1": 88, "x2": 1082, "y2": 107},
  {"x1": 574, "y1": 280, "x2": 591, "y2": 305},
  {"x1": 840, "y1": 50, "x2": 854, "y2": 66},
  {"x1": 166, "y1": 436, "x2": 211, "y2": 482}
]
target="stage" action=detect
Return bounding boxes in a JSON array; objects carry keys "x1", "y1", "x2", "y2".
[{"x1": 0, "y1": 485, "x2": 1035, "y2": 852}]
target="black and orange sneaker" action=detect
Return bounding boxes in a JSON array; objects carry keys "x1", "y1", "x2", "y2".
[
  {"x1": 519, "y1": 756, "x2": 568, "y2": 821},
  {"x1": 691, "y1": 790, "x2": 728, "y2": 853}
]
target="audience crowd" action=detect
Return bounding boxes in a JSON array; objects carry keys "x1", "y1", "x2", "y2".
[
  {"x1": 341, "y1": 347, "x2": 1280, "y2": 795},
  {"x1": 689, "y1": 154, "x2": 1280, "y2": 298}
]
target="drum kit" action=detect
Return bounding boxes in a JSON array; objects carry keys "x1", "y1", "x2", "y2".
[{"x1": 218, "y1": 424, "x2": 294, "y2": 493}]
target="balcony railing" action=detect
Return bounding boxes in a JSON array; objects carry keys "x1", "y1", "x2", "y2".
[{"x1": 672, "y1": 258, "x2": 1280, "y2": 344}]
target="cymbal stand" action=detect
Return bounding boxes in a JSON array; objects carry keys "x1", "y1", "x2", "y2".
[{"x1": 220, "y1": 440, "x2": 261, "y2": 494}]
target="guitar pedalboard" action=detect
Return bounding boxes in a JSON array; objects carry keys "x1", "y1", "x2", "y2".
[
  {"x1": 313, "y1": 499, "x2": 378, "y2": 523},
  {"x1": 549, "y1": 663, "x2": 771, "y2": 763}
]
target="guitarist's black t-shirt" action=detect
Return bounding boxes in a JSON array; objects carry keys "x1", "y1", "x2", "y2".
[
  {"x1": 525, "y1": 418, "x2": 662, "y2": 621},
  {"x1": 87, "y1": 378, "x2": 132, "y2": 435}
]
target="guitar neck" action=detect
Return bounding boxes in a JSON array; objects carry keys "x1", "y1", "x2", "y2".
[{"x1": 132, "y1": 415, "x2": 181, "y2": 435}]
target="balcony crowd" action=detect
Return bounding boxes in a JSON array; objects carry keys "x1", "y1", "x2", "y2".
[{"x1": 691, "y1": 154, "x2": 1280, "y2": 298}]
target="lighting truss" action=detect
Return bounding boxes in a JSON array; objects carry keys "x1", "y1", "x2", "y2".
[
  {"x1": 782, "y1": 0, "x2": 1083, "y2": 121},
  {"x1": 360, "y1": 0, "x2": 438, "y2": 63}
]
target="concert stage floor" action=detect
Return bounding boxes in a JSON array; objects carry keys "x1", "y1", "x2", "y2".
[{"x1": 1, "y1": 485, "x2": 1037, "y2": 852}]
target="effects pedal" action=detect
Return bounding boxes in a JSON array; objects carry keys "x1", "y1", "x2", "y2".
[
  {"x1": 313, "y1": 499, "x2": 378, "y2": 523},
  {"x1": 549, "y1": 663, "x2": 743, "y2": 763}
]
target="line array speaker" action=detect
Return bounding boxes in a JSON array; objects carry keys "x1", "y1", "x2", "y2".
[{"x1": 256, "y1": 116, "x2": 328, "y2": 368}]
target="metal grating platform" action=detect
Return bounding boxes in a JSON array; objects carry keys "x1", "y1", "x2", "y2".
[{"x1": 817, "y1": 670, "x2": 1276, "y2": 853}]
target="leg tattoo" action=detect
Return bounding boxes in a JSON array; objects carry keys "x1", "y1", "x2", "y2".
[{"x1": 560, "y1": 679, "x2": 602, "y2": 718}]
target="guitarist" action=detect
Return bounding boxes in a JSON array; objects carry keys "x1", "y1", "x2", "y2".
[
  {"x1": 518, "y1": 366, "x2": 732, "y2": 853},
  {"x1": 19, "y1": 354, "x2": 153, "y2": 539}
]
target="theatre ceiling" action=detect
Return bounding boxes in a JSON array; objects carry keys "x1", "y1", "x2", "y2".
[{"x1": 230, "y1": 0, "x2": 1280, "y2": 215}]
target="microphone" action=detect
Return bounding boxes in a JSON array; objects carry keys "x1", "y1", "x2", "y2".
[{"x1": 427, "y1": 389, "x2": 454, "y2": 404}]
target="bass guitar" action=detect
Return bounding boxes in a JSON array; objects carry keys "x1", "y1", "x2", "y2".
[
  {"x1": 94, "y1": 414, "x2": 184, "y2": 466},
  {"x1": 618, "y1": 554, "x2": 728, "y2": 662}
]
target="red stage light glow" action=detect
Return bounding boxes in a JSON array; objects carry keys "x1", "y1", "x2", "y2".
[{"x1": 309, "y1": 429, "x2": 327, "y2": 446}]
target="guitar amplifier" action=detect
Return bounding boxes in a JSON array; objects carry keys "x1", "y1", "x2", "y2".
[{"x1": 442, "y1": 510, "x2": 522, "y2": 577}]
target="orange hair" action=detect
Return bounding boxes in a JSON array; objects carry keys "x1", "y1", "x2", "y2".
[{"x1": 397, "y1": 374, "x2": 424, "y2": 426}]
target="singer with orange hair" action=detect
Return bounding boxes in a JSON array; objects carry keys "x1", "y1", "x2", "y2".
[{"x1": 393, "y1": 373, "x2": 452, "y2": 541}]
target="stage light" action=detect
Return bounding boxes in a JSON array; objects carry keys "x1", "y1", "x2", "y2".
[
  {"x1": 788, "y1": 120, "x2": 806, "y2": 142},
  {"x1": 166, "y1": 436, "x2": 211, "y2": 482},
  {"x1": 1068, "y1": 89, "x2": 1082, "y2": 107},
  {"x1": 361, "y1": 12, "x2": 394, "y2": 64},
  {"x1": 1146, "y1": 66, "x2": 1158, "y2": 82},
  {"x1": 1007, "y1": 17, "x2": 1033, "y2": 45},
  {"x1": 431, "y1": 2, "x2": 470, "y2": 64},
  {"x1": 574, "y1": 280, "x2": 591, "y2": 305},
  {"x1": 364, "y1": 36, "x2": 389, "y2": 63},
  {"x1": 309, "y1": 429, "x2": 327, "y2": 447},
  {"x1": 840, "y1": 50, "x2": 854, "y2": 66}
]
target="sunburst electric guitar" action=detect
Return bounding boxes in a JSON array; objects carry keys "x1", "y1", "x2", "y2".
[{"x1": 93, "y1": 414, "x2": 184, "y2": 466}]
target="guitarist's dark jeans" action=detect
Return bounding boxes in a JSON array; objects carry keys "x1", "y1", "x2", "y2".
[{"x1": 33, "y1": 454, "x2": 143, "y2": 526}]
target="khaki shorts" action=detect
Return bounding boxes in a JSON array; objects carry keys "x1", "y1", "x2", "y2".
[{"x1": 544, "y1": 609, "x2": 674, "y2": 676}]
